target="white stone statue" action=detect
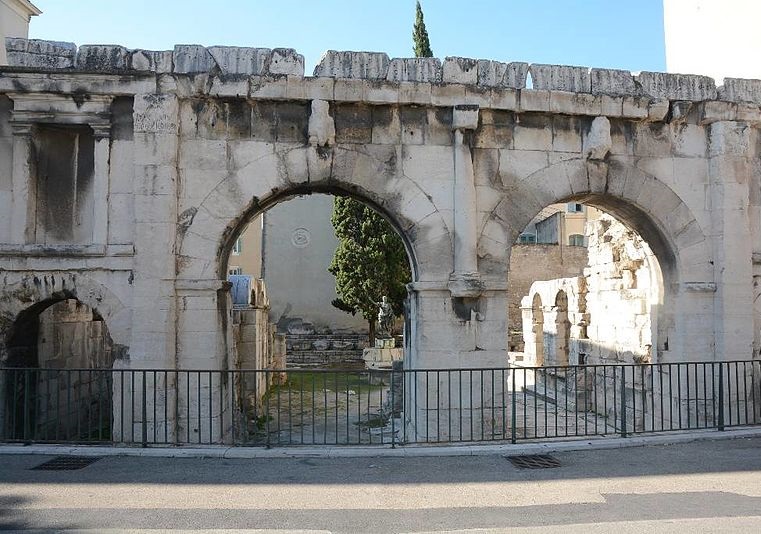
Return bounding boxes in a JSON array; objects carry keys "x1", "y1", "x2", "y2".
[{"x1": 371, "y1": 295, "x2": 394, "y2": 337}]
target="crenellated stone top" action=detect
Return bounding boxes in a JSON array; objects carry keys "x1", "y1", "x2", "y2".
[{"x1": 4, "y1": 37, "x2": 761, "y2": 107}]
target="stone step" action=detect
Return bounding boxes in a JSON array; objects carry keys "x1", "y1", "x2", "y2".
[{"x1": 287, "y1": 349, "x2": 366, "y2": 366}]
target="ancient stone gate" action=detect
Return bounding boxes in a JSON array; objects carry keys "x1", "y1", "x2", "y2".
[{"x1": 1, "y1": 39, "x2": 760, "y2": 442}]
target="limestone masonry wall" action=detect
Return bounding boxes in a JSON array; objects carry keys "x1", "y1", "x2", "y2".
[
  {"x1": 2, "y1": 36, "x2": 761, "y2": 442},
  {"x1": 508, "y1": 245, "x2": 587, "y2": 351}
]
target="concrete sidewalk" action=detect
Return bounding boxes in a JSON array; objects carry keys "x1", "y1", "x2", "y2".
[
  {"x1": 2, "y1": 433, "x2": 761, "y2": 532},
  {"x1": 1, "y1": 426, "x2": 761, "y2": 459}
]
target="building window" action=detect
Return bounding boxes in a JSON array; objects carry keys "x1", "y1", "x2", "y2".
[
  {"x1": 567, "y1": 203, "x2": 584, "y2": 213},
  {"x1": 232, "y1": 238, "x2": 242, "y2": 255},
  {"x1": 569, "y1": 234, "x2": 585, "y2": 247},
  {"x1": 519, "y1": 234, "x2": 537, "y2": 244},
  {"x1": 228, "y1": 266, "x2": 243, "y2": 276}
]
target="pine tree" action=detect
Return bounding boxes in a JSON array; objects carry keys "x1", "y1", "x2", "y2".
[
  {"x1": 413, "y1": 1, "x2": 433, "y2": 58},
  {"x1": 329, "y1": 197, "x2": 411, "y2": 341}
]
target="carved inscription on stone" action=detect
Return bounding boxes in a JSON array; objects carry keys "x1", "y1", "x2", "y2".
[{"x1": 133, "y1": 94, "x2": 178, "y2": 134}]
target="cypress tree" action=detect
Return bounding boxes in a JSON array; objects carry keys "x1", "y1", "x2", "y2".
[
  {"x1": 329, "y1": 197, "x2": 411, "y2": 341},
  {"x1": 329, "y1": 1, "x2": 436, "y2": 340},
  {"x1": 413, "y1": 1, "x2": 434, "y2": 58}
]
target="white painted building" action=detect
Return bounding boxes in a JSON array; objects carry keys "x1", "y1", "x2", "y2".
[
  {"x1": 664, "y1": 0, "x2": 761, "y2": 82},
  {"x1": 0, "y1": 0, "x2": 40, "y2": 65}
]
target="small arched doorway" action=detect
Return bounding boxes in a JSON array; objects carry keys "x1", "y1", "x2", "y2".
[{"x1": 2, "y1": 299, "x2": 115, "y2": 442}]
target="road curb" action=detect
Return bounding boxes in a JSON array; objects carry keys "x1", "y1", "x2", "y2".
[{"x1": 2, "y1": 427, "x2": 761, "y2": 459}]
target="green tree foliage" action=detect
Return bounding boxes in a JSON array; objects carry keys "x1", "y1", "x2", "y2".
[
  {"x1": 329, "y1": 1, "x2": 435, "y2": 338},
  {"x1": 329, "y1": 197, "x2": 411, "y2": 339},
  {"x1": 413, "y1": 1, "x2": 434, "y2": 58}
]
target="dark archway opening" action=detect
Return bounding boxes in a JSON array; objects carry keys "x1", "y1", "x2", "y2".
[{"x1": 2, "y1": 298, "x2": 115, "y2": 442}]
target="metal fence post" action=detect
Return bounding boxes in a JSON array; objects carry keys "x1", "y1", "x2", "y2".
[
  {"x1": 391, "y1": 369, "x2": 396, "y2": 448},
  {"x1": 23, "y1": 370, "x2": 30, "y2": 442},
  {"x1": 141, "y1": 370, "x2": 148, "y2": 448},
  {"x1": 620, "y1": 367, "x2": 627, "y2": 438},
  {"x1": 511, "y1": 367, "x2": 517, "y2": 444},
  {"x1": 718, "y1": 363, "x2": 725, "y2": 431}
]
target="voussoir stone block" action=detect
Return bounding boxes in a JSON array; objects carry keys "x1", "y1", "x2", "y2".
[
  {"x1": 636, "y1": 72, "x2": 717, "y2": 101},
  {"x1": 387, "y1": 57, "x2": 442, "y2": 83},
  {"x1": 477, "y1": 60, "x2": 528, "y2": 89},
  {"x1": 313, "y1": 50, "x2": 390, "y2": 79},
  {"x1": 590, "y1": 68, "x2": 638, "y2": 96},
  {"x1": 718, "y1": 78, "x2": 761, "y2": 104},
  {"x1": 76, "y1": 45, "x2": 129, "y2": 71},
  {"x1": 5, "y1": 37, "x2": 76, "y2": 69},
  {"x1": 442, "y1": 56, "x2": 478, "y2": 84},
  {"x1": 529, "y1": 64, "x2": 591, "y2": 92},
  {"x1": 173, "y1": 44, "x2": 217, "y2": 74}
]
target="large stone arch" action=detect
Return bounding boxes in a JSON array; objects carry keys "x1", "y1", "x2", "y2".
[
  {"x1": 177, "y1": 144, "x2": 453, "y2": 284},
  {"x1": 483, "y1": 157, "x2": 715, "y2": 362},
  {"x1": 0, "y1": 272, "x2": 131, "y2": 361},
  {"x1": 173, "y1": 143, "x2": 454, "y2": 370},
  {"x1": 480, "y1": 157, "x2": 712, "y2": 284}
]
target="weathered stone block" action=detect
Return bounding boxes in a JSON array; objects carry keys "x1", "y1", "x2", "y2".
[
  {"x1": 269, "y1": 48, "x2": 305, "y2": 76},
  {"x1": 313, "y1": 50, "x2": 390, "y2": 79},
  {"x1": 719, "y1": 78, "x2": 761, "y2": 104},
  {"x1": 208, "y1": 46, "x2": 269, "y2": 75},
  {"x1": 386, "y1": 57, "x2": 442, "y2": 83},
  {"x1": 453, "y1": 105, "x2": 479, "y2": 130},
  {"x1": 637, "y1": 72, "x2": 717, "y2": 101},
  {"x1": 520, "y1": 90, "x2": 550, "y2": 112},
  {"x1": 76, "y1": 45, "x2": 129, "y2": 71},
  {"x1": 173, "y1": 45, "x2": 216, "y2": 74},
  {"x1": 619, "y1": 96, "x2": 648, "y2": 119},
  {"x1": 129, "y1": 49, "x2": 173, "y2": 73},
  {"x1": 648, "y1": 98, "x2": 670, "y2": 121},
  {"x1": 477, "y1": 60, "x2": 528, "y2": 89},
  {"x1": 590, "y1": 68, "x2": 637, "y2": 96},
  {"x1": 442, "y1": 56, "x2": 478, "y2": 84},
  {"x1": 529, "y1": 64, "x2": 591, "y2": 92},
  {"x1": 5, "y1": 38, "x2": 76, "y2": 69}
]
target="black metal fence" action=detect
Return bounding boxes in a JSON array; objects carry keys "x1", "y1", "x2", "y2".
[{"x1": 1, "y1": 360, "x2": 760, "y2": 447}]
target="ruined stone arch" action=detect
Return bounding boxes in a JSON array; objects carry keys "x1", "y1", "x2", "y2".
[
  {"x1": 480, "y1": 157, "x2": 712, "y2": 286},
  {"x1": 176, "y1": 145, "x2": 453, "y2": 284},
  {"x1": 492, "y1": 157, "x2": 715, "y2": 362},
  {"x1": 0, "y1": 272, "x2": 132, "y2": 365},
  {"x1": 0, "y1": 272, "x2": 130, "y2": 363}
]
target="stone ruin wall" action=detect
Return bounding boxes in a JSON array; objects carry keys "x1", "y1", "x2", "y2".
[
  {"x1": 230, "y1": 278, "x2": 285, "y2": 413},
  {"x1": 581, "y1": 214, "x2": 658, "y2": 365},
  {"x1": 522, "y1": 214, "x2": 658, "y2": 367},
  {"x1": 3, "y1": 35, "x2": 761, "y2": 442},
  {"x1": 508, "y1": 244, "x2": 587, "y2": 351}
]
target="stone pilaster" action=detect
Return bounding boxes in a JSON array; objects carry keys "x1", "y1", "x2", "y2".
[
  {"x1": 92, "y1": 125, "x2": 111, "y2": 245},
  {"x1": 129, "y1": 94, "x2": 180, "y2": 368},
  {"x1": 9, "y1": 122, "x2": 34, "y2": 244},
  {"x1": 448, "y1": 105, "x2": 483, "y2": 297},
  {"x1": 708, "y1": 121, "x2": 754, "y2": 360}
]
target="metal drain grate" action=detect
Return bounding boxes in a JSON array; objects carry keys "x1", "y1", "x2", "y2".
[
  {"x1": 506, "y1": 454, "x2": 561, "y2": 469},
  {"x1": 31, "y1": 456, "x2": 102, "y2": 471}
]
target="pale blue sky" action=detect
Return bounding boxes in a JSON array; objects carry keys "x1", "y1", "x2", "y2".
[{"x1": 28, "y1": 1, "x2": 666, "y2": 74}]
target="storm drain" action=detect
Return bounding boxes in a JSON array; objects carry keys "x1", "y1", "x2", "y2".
[
  {"x1": 506, "y1": 454, "x2": 561, "y2": 469},
  {"x1": 31, "y1": 456, "x2": 102, "y2": 471}
]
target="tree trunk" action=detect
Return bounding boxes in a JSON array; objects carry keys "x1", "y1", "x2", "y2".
[{"x1": 369, "y1": 319, "x2": 376, "y2": 345}]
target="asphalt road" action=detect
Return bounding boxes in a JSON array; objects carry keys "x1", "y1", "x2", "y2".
[{"x1": 2, "y1": 437, "x2": 761, "y2": 532}]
